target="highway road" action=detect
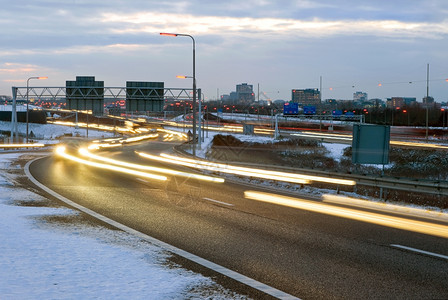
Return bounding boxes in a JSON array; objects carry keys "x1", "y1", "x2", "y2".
[{"x1": 29, "y1": 135, "x2": 448, "y2": 299}]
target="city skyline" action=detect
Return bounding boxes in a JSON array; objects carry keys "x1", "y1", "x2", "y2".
[{"x1": 1, "y1": 0, "x2": 447, "y2": 102}]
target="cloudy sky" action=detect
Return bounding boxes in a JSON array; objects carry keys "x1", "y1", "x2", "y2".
[{"x1": 1, "y1": 0, "x2": 447, "y2": 102}]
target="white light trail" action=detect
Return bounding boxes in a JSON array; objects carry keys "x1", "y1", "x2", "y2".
[
  {"x1": 244, "y1": 191, "x2": 448, "y2": 239},
  {"x1": 79, "y1": 148, "x2": 224, "y2": 183},
  {"x1": 137, "y1": 152, "x2": 357, "y2": 185},
  {"x1": 55, "y1": 146, "x2": 167, "y2": 181}
]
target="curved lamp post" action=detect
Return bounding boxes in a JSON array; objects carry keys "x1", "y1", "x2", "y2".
[
  {"x1": 26, "y1": 76, "x2": 47, "y2": 143},
  {"x1": 160, "y1": 32, "x2": 197, "y2": 155}
]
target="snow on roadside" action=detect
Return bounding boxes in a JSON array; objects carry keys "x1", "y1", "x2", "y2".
[
  {"x1": 0, "y1": 121, "x2": 114, "y2": 144},
  {"x1": 322, "y1": 142, "x2": 349, "y2": 162},
  {"x1": 0, "y1": 153, "x2": 248, "y2": 299}
]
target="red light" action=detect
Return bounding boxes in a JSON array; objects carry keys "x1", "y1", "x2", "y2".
[
  {"x1": 378, "y1": 83, "x2": 382, "y2": 87},
  {"x1": 160, "y1": 33, "x2": 178, "y2": 37},
  {"x1": 403, "y1": 110, "x2": 407, "y2": 113}
]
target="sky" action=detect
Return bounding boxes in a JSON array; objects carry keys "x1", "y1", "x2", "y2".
[{"x1": 1, "y1": 0, "x2": 448, "y2": 102}]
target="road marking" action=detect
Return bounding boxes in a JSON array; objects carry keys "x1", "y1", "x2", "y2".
[
  {"x1": 390, "y1": 244, "x2": 448, "y2": 261},
  {"x1": 136, "y1": 178, "x2": 150, "y2": 184},
  {"x1": 25, "y1": 157, "x2": 299, "y2": 300},
  {"x1": 203, "y1": 197, "x2": 234, "y2": 206}
]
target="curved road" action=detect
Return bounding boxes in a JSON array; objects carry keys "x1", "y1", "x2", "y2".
[{"x1": 29, "y1": 137, "x2": 448, "y2": 299}]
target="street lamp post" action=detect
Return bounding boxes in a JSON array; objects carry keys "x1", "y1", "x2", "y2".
[
  {"x1": 26, "y1": 76, "x2": 47, "y2": 143},
  {"x1": 176, "y1": 75, "x2": 201, "y2": 149},
  {"x1": 160, "y1": 32, "x2": 197, "y2": 155}
]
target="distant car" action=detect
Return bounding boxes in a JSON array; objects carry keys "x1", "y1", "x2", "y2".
[{"x1": 57, "y1": 137, "x2": 89, "y2": 156}]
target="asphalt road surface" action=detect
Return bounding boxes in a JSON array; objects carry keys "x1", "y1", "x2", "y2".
[{"x1": 29, "y1": 137, "x2": 448, "y2": 299}]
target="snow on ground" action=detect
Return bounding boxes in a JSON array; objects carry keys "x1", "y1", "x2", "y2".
[
  {"x1": 322, "y1": 142, "x2": 349, "y2": 162},
  {"x1": 0, "y1": 152, "x2": 248, "y2": 299},
  {"x1": 1, "y1": 120, "x2": 114, "y2": 144}
]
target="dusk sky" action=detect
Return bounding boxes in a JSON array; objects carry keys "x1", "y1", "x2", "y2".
[{"x1": 1, "y1": 0, "x2": 447, "y2": 102}]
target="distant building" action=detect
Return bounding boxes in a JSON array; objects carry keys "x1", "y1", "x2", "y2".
[
  {"x1": 66, "y1": 76, "x2": 104, "y2": 115},
  {"x1": 422, "y1": 96, "x2": 439, "y2": 109},
  {"x1": 236, "y1": 83, "x2": 255, "y2": 104},
  {"x1": 291, "y1": 88, "x2": 320, "y2": 106},
  {"x1": 353, "y1": 91, "x2": 368, "y2": 102},
  {"x1": 387, "y1": 97, "x2": 417, "y2": 108},
  {"x1": 221, "y1": 83, "x2": 255, "y2": 104}
]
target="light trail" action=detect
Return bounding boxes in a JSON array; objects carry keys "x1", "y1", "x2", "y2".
[
  {"x1": 158, "y1": 153, "x2": 356, "y2": 186},
  {"x1": 137, "y1": 152, "x2": 357, "y2": 185},
  {"x1": 137, "y1": 152, "x2": 309, "y2": 184},
  {"x1": 292, "y1": 131, "x2": 448, "y2": 149},
  {"x1": 390, "y1": 140, "x2": 448, "y2": 149},
  {"x1": 157, "y1": 128, "x2": 188, "y2": 139},
  {"x1": 244, "y1": 191, "x2": 448, "y2": 239},
  {"x1": 291, "y1": 132, "x2": 352, "y2": 141},
  {"x1": 55, "y1": 146, "x2": 167, "y2": 181},
  {"x1": 322, "y1": 194, "x2": 448, "y2": 222},
  {"x1": 79, "y1": 148, "x2": 225, "y2": 183},
  {"x1": 1, "y1": 143, "x2": 45, "y2": 148}
]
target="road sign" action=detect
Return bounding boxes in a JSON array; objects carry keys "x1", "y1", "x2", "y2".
[
  {"x1": 284, "y1": 102, "x2": 299, "y2": 115},
  {"x1": 303, "y1": 106, "x2": 316, "y2": 115},
  {"x1": 352, "y1": 124, "x2": 390, "y2": 164}
]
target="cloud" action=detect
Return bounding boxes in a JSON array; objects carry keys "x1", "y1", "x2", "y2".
[{"x1": 100, "y1": 12, "x2": 448, "y2": 41}]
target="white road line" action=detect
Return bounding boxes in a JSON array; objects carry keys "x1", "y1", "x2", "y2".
[
  {"x1": 25, "y1": 157, "x2": 299, "y2": 300},
  {"x1": 390, "y1": 244, "x2": 448, "y2": 261},
  {"x1": 136, "y1": 178, "x2": 150, "y2": 184},
  {"x1": 203, "y1": 197, "x2": 234, "y2": 206}
]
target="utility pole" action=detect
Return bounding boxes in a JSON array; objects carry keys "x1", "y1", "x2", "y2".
[{"x1": 426, "y1": 63, "x2": 429, "y2": 142}]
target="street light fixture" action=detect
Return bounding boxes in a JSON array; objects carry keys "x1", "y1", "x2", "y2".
[
  {"x1": 26, "y1": 76, "x2": 47, "y2": 143},
  {"x1": 160, "y1": 32, "x2": 197, "y2": 155}
]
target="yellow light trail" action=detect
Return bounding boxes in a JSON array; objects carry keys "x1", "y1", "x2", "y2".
[
  {"x1": 1, "y1": 143, "x2": 45, "y2": 148},
  {"x1": 322, "y1": 194, "x2": 448, "y2": 222},
  {"x1": 79, "y1": 148, "x2": 225, "y2": 183},
  {"x1": 291, "y1": 132, "x2": 352, "y2": 141},
  {"x1": 244, "y1": 191, "x2": 448, "y2": 239},
  {"x1": 157, "y1": 128, "x2": 188, "y2": 139},
  {"x1": 390, "y1": 140, "x2": 448, "y2": 149},
  {"x1": 292, "y1": 131, "x2": 448, "y2": 149},
  {"x1": 138, "y1": 151, "x2": 309, "y2": 184},
  {"x1": 55, "y1": 146, "x2": 167, "y2": 181},
  {"x1": 138, "y1": 152, "x2": 356, "y2": 185},
  {"x1": 158, "y1": 153, "x2": 356, "y2": 186}
]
